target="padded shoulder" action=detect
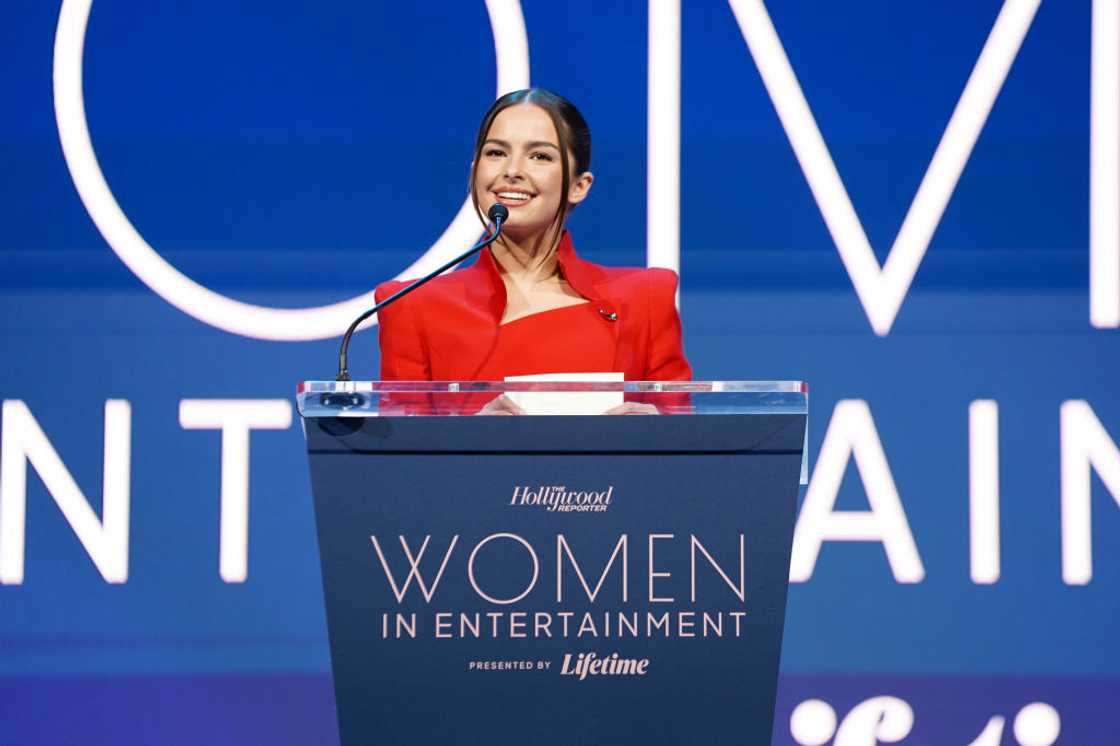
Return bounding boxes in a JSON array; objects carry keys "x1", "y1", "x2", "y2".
[{"x1": 590, "y1": 265, "x2": 679, "y2": 300}]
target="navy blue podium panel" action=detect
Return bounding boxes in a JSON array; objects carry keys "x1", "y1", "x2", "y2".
[{"x1": 304, "y1": 412, "x2": 805, "y2": 745}]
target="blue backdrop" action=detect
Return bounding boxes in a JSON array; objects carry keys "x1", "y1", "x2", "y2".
[{"x1": 2, "y1": 1, "x2": 1117, "y2": 744}]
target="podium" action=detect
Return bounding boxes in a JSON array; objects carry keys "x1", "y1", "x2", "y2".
[{"x1": 297, "y1": 380, "x2": 807, "y2": 745}]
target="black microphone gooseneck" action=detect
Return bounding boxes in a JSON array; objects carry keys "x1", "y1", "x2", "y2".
[{"x1": 335, "y1": 203, "x2": 509, "y2": 382}]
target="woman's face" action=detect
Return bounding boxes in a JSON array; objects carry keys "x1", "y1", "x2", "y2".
[{"x1": 473, "y1": 103, "x2": 592, "y2": 243}]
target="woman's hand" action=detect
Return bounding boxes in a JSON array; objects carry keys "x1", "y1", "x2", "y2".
[
  {"x1": 603, "y1": 402, "x2": 659, "y2": 415},
  {"x1": 477, "y1": 394, "x2": 527, "y2": 415}
]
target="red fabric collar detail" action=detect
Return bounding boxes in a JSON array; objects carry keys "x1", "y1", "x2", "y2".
[{"x1": 465, "y1": 230, "x2": 612, "y2": 322}]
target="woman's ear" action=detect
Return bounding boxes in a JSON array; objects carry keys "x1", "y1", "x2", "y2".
[{"x1": 568, "y1": 171, "x2": 594, "y2": 205}]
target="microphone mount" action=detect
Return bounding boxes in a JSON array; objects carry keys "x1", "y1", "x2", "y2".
[{"x1": 334, "y1": 204, "x2": 509, "y2": 382}]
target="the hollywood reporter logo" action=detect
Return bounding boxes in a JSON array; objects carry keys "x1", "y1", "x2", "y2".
[{"x1": 510, "y1": 485, "x2": 614, "y2": 513}]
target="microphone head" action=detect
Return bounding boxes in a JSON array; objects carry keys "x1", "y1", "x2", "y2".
[{"x1": 488, "y1": 203, "x2": 509, "y2": 225}]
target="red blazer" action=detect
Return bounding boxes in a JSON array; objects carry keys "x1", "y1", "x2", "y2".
[{"x1": 375, "y1": 231, "x2": 691, "y2": 382}]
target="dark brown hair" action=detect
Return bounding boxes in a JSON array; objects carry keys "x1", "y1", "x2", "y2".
[{"x1": 469, "y1": 88, "x2": 592, "y2": 241}]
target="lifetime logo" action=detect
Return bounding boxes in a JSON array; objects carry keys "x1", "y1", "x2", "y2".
[{"x1": 510, "y1": 485, "x2": 614, "y2": 513}]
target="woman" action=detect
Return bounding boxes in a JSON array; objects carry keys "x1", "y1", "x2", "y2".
[{"x1": 375, "y1": 88, "x2": 690, "y2": 413}]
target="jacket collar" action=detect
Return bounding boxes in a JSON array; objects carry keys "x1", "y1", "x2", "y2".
[{"x1": 462, "y1": 230, "x2": 615, "y2": 323}]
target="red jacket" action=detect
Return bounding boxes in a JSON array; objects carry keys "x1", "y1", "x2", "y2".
[{"x1": 375, "y1": 231, "x2": 691, "y2": 382}]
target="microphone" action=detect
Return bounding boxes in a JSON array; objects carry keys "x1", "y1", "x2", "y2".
[
  {"x1": 333, "y1": 203, "x2": 509, "y2": 383},
  {"x1": 488, "y1": 203, "x2": 510, "y2": 227}
]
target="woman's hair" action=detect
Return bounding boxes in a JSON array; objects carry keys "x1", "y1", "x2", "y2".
[{"x1": 469, "y1": 88, "x2": 592, "y2": 239}]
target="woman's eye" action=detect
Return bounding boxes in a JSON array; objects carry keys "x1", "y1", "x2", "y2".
[
  {"x1": 530, "y1": 152, "x2": 553, "y2": 162},
  {"x1": 484, "y1": 149, "x2": 505, "y2": 158}
]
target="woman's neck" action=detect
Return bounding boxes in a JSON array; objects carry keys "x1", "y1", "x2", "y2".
[{"x1": 490, "y1": 229, "x2": 562, "y2": 285}]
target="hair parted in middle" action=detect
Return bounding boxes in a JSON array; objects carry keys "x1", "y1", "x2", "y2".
[{"x1": 469, "y1": 88, "x2": 592, "y2": 245}]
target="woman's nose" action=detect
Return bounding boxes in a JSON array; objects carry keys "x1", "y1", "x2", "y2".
[{"x1": 503, "y1": 155, "x2": 526, "y2": 180}]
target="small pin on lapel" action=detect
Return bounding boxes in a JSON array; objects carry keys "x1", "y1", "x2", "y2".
[{"x1": 598, "y1": 308, "x2": 618, "y2": 322}]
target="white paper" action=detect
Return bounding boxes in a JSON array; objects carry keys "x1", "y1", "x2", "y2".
[{"x1": 503, "y1": 372, "x2": 624, "y2": 415}]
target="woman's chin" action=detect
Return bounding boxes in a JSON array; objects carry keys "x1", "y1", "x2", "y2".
[
  {"x1": 498, "y1": 216, "x2": 565, "y2": 244},
  {"x1": 497, "y1": 222, "x2": 536, "y2": 244}
]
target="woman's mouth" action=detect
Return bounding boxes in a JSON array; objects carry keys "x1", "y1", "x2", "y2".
[{"x1": 495, "y1": 191, "x2": 533, "y2": 207}]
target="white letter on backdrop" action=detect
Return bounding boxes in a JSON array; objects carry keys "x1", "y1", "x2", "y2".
[
  {"x1": 179, "y1": 399, "x2": 292, "y2": 583},
  {"x1": 969, "y1": 400, "x2": 1001, "y2": 584},
  {"x1": 1060, "y1": 400, "x2": 1120, "y2": 584},
  {"x1": 0, "y1": 399, "x2": 131, "y2": 584},
  {"x1": 647, "y1": 0, "x2": 681, "y2": 282},
  {"x1": 790, "y1": 400, "x2": 924, "y2": 583},
  {"x1": 727, "y1": 0, "x2": 1040, "y2": 335},
  {"x1": 833, "y1": 696, "x2": 914, "y2": 745},
  {"x1": 1091, "y1": 0, "x2": 1120, "y2": 328}
]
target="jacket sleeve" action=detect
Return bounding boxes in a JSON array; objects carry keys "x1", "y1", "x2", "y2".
[
  {"x1": 645, "y1": 268, "x2": 692, "y2": 381},
  {"x1": 375, "y1": 281, "x2": 431, "y2": 381}
]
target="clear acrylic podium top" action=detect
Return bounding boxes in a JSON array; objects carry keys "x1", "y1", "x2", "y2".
[
  {"x1": 296, "y1": 380, "x2": 807, "y2": 418},
  {"x1": 298, "y1": 380, "x2": 809, "y2": 484}
]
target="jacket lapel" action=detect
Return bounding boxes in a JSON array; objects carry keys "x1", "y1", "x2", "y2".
[
  {"x1": 444, "y1": 247, "x2": 506, "y2": 379},
  {"x1": 434, "y1": 231, "x2": 621, "y2": 379},
  {"x1": 556, "y1": 233, "x2": 623, "y2": 370}
]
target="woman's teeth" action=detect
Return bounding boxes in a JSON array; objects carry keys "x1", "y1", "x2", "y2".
[{"x1": 497, "y1": 192, "x2": 530, "y2": 202}]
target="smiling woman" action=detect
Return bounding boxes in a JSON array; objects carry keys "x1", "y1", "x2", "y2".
[{"x1": 374, "y1": 88, "x2": 691, "y2": 413}]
